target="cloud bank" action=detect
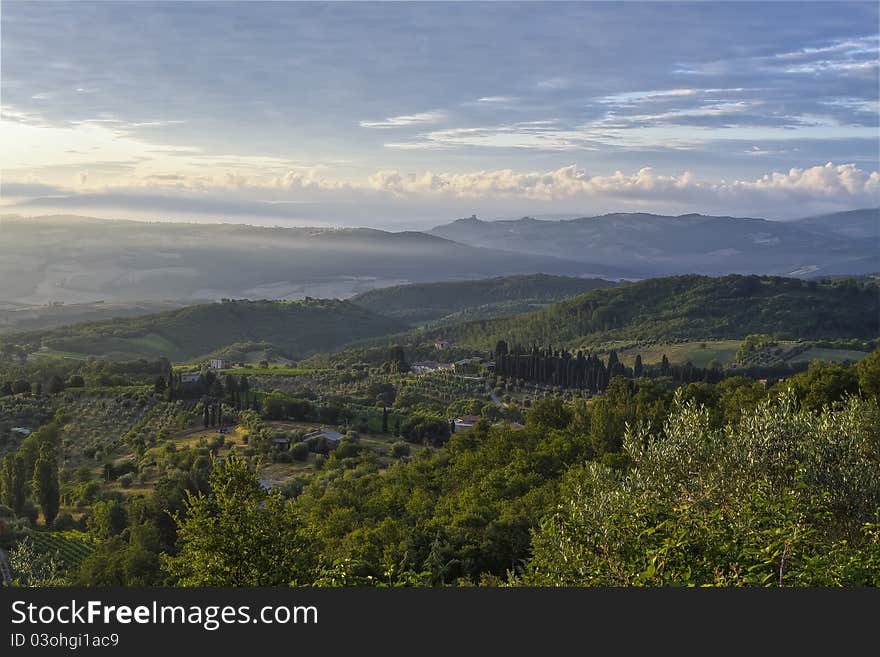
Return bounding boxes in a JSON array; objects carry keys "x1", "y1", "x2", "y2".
[{"x1": 6, "y1": 162, "x2": 878, "y2": 227}]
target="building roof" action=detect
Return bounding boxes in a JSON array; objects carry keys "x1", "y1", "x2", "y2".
[{"x1": 305, "y1": 428, "x2": 344, "y2": 442}]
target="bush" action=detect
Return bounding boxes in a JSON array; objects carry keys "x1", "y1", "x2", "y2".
[
  {"x1": 118, "y1": 473, "x2": 134, "y2": 489},
  {"x1": 291, "y1": 442, "x2": 310, "y2": 461},
  {"x1": 391, "y1": 441, "x2": 410, "y2": 458}
]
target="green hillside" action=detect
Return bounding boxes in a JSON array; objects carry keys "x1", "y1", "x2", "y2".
[
  {"x1": 351, "y1": 274, "x2": 616, "y2": 325},
  {"x1": 2, "y1": 299, "x2": 407, "y2": 362},
  {"x1": 433, "y1": 274, "x2": 879, "y2": 349}
]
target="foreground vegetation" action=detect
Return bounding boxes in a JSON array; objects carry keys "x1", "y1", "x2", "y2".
[
  {"x1": 2, "y1": 346, "x2": 877, "y2": 587},
  {"x1": 1, "y1": 272, "x2": 878, "y2": 587}
]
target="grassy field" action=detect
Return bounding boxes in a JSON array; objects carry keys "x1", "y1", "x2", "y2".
[
  {"x1": 788, "y1": 347, "x2": 870, "y2": 365},
  {"x1": 224, "y1": 367, "x2": 311, "y2": 376},
  {"x1": 30, "y1": 349, "x2": 91, "y2": 361},
  {"x1": 614, "y1": 340, "x2": 742, "y2": 368},
  {"x1": 612, "y1": 340, "x2": 870, "y2": 369}
]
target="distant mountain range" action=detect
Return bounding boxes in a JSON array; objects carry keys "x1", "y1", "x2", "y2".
[
  {"x1": 0, "y1": 215, "x2": 623, "y2": 305},
  {"x1": 429, "y1": 208, "x2": 879, "y2": 278},
  {"x1": 1, "y1": 210, "x2": 876, "y2": 307}
]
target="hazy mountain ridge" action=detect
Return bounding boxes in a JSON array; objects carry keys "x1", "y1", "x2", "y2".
[
  {"x1": 429, "y1": 209, "x2": 879, "y2": 277},
  {"x1": 0, "y1": 215, "x2": 625, "y2": 305}
]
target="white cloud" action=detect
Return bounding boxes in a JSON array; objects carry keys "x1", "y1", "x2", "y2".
[
  {"x1": 359, "y1": 111, "x2": 447, "y2": 128},
  {"x1": 476, "y1": 96, "x2": 518, "y2": 104},
  {"x1": 6, "y1": 162, "x2": 878, "y2": 224},
  {"x1": 362, "y1": 162, "x2": 880, "y2": 209}
]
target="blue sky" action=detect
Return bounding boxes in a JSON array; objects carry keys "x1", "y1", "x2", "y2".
[{"x1": 2, "y1": 1, "x2": 878, "y2": 227}]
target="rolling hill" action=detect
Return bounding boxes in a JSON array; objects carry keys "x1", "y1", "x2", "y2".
[
  {"x1": 789, "y1": 207, "x2": 879, "y2": 240},
  {"x1": 430, "y1": 274, "x2": 880, "y2": 349},
  {"x1": 350, "y1": 274, "x2": 616, "y2": 325},
  {"x1": 0, "y1": 300, "x2": 197, "y2": 334},
  {"x1": 1, "y1": 299, "x2": 408, "y2": 362},
  {"x1": 429, "y1": 209, "x2": 879, "y2": 278}
]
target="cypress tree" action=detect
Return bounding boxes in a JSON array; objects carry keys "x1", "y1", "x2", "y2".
[{"x1": 32, "y1": 443, "x2": 60, "y2": 528}]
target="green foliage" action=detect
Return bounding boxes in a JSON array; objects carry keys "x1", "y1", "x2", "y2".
[
  {"x1": 778, "y1": 360, "x2": 860, "y2": 411},
  {"x1": 32, "y1": 443, "x2": 60, "y2": 528},
  {"x1": 736, "y1": 333, "x2": 776, "y2": 362},
  {"x1": 434, "y1": 275, "x2": 879, "y2": 349},
  {"x1": 162, "y1": 451, "x2": 315, "y2": 586},
  {"x1": 857, "y1": 347, "x2": 880, "y2": 398},
  {"x1": 2, "y1": 299, "x2": 406, "y2": 362},
  {"x1": 524, "y1": 393, "x2": 880, "y2": 586},
  {"x1": 352, "y1": 274, "x2": 615, "y2": 325},
  {"x1": 401, "y1": 413, "x2": 451, "y2": 447}
]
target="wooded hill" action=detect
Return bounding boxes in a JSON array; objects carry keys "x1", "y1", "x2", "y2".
[
  {"x1": 351, "y1": 274, "x2": 616, "y2": 326},
  {"x1": 1, "y1": 299, "x2": 407, "y2": 362},
  {"x1": 429, "y1": 275, "x2": 880, "y2": 349}
]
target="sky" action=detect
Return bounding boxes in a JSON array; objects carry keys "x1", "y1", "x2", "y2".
[{"x1": 1, "y1": 1, "x2": 878, "y2": 228}]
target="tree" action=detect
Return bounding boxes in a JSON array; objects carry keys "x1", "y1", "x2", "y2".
[
  {"x1": 634, "y1": 354, "x2": 644, "y2": 377},
  {"x1": 9, "y1": 537, "x2": 64, "y2": 586},
  {"x1": 382, "y1": 406, "x2": 389, "y2": 434},
  {"x1": 1, "y1": 381, "x2": 12, "y2": 396},
  {"x1": 162, "y1": 452, "x2": 315, "y2": 586},
  {"x1": 857, "y1": 347, "x2": 880, "y2": 398},
  {"x1": 154, "y1": 375, "x2": 167, "y2": 395},
  {"x1": 32, "y1": 443, "x2": 60, "y2": 528},
  {"x1": 87, "y1": 499, "x2": 128, "y2": 539},
  {"x1": 526, "y1": 397, "x2": 571, "y2": 431},
  {"x1": 48, "y1": 375, "x2": 65, "y2": 394},
  {"x1": 1, "y1": 455, "x2": 28, "y2": 516}
]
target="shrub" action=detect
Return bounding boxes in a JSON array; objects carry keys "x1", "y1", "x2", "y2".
[{"x1": 391, "y1": 441, "x2": 410, "y2": 458}]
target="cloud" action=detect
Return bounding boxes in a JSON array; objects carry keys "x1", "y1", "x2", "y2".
[
  {"x1": 363, "y1": 162, "x2": 880, "y2": 210},
  {"x1": 476, "y1": 96, "x2": 518, "y2": 104},
  {"x1": 359, "y1": 111, "x2": 448, "y2": 128},
  {"x1": 1, "y1": 181, "x2": 67, "y2": 197},
  {"x1": 5, "y1": 162, "x2": 878, "y2": 225}
]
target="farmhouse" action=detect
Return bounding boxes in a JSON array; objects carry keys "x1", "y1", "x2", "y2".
[
  {"x1": 411, "y1": 361, "x2": 454, "y2": 374},
  {"x1": 451, "y1": 415, "x2": 481, "y2": 432},
  {"x1": 209, "y1": 358, "x2": 231, "y2": 370},
  {"x1": 271, "y1": 435, "x2": 291, "y2": 450},
  {"x1": 434, "y1": 341, "x2": 451, "y2": 350},
  {"x1": 303, "y1": 428, "x2": 344, "y2": 445}
]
